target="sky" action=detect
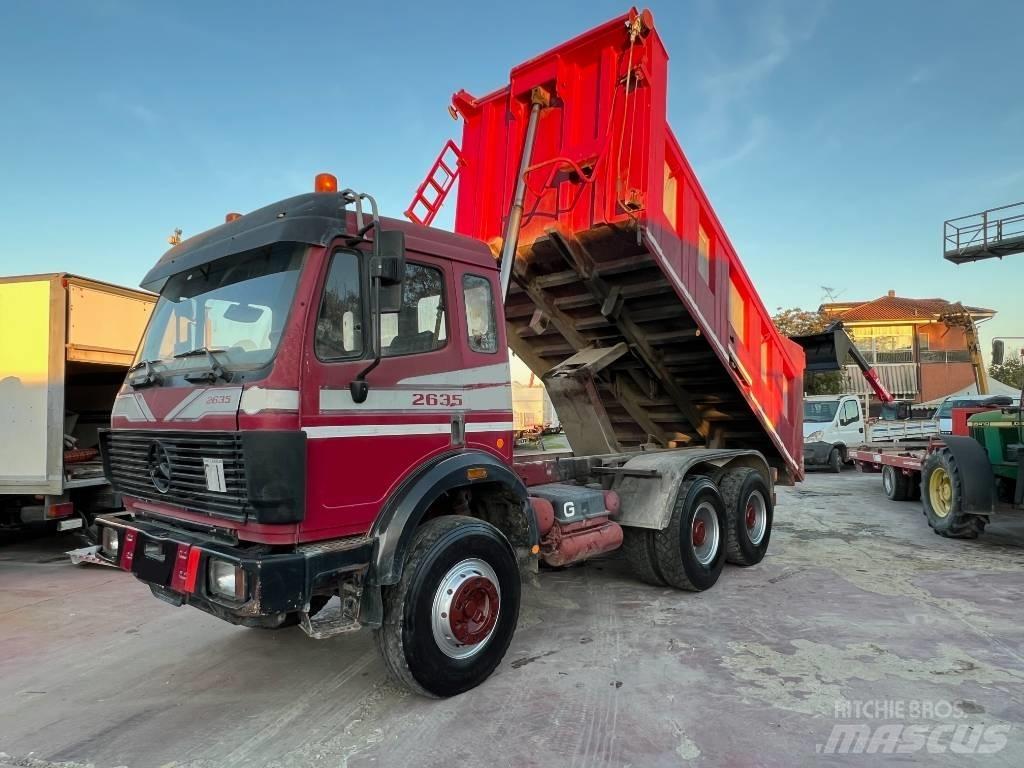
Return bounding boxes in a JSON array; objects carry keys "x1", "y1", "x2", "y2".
[{"x1": 1, "y1": 0, "x2": 1022, "y2": 361}]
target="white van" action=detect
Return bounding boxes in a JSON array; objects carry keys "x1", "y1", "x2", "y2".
[{"x1": 803, "y1": 395, "x2": 864, "y2": 472}]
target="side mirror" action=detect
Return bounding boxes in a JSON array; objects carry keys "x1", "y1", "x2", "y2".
[
  {"x1": 349, "y1": 229, "x2": 407, "y2": 399},
  {"x1": 375, "y1": 229, "x2": 406, "y2": 285},
  {"x1": 992, "y1": 339, "x2": 1005, "y2": 365},
  {"x1": 350, "y1": 379, "x2": 369, "y2": 404},
  {"x1": 374, "y1": 229, "x2": 405, "y2": 313}
]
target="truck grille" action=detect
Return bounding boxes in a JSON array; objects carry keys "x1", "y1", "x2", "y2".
[{"x1": 103, "y1": 430, "x2": 248, "y2": 521}]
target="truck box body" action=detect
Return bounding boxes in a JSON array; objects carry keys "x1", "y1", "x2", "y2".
[
  {"x1": 451, "y1": 9, "x2": 804, "y2": 481},
  {"x1": 0, "y1": 274, "x2": 154, "y2": 520}
]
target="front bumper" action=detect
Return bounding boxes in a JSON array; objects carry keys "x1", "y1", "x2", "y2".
[
  {"x1": 803, "y1": 440, "x2": 833, "y2": 466},
  {"x1": 95, "y1": 514, "x2": 372, "y2": 627}
]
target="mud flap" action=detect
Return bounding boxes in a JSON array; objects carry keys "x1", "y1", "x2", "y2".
[{"x1": 943, "y1": 435, "x2": 995, "y2": 514}]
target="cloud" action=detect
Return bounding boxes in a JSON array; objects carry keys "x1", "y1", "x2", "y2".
[
  {"x1": 907, "y1": 67, "x2": 931, "y2": 86},
  {"x1": 693, "y1": 0, "x2": 830, "y2": 164},
  {"x1": 97, "y1": 91, "x2": 161, "y2": 127},
  {"x1": 126, "y1": 103, "x2": 159, "y2": 126},
  {"x1": 705, "y1": 115, "x2": 771, "y2": 173}
]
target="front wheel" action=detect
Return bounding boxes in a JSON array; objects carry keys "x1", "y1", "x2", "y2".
[
  {"x1": 827, "y1": 447, "x2": 843, "y2": 473},
  {"x1": 376, "y1": 516, "x2": 520, "y2": 697}
]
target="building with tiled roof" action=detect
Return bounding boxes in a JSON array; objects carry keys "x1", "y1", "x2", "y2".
[{"x1": 819, "y1": 291, "x2": 995, "y2": 403}]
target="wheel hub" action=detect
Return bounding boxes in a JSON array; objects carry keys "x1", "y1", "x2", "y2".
[
  {"x1": 692, "y1": 519, "x2": 707, "y2": 547},
  {"x1": 431, "y1": 558, "x2": 501, "y2": 659},
  {"x1": 745, "y1": 490, "x2": 767, "y2": 545},
  {"x1": 929, "y1": 467, "x2": 953, "y2": 518},
  {"x1": 690, "y1": 501, "x2": 720, "y2": 566},
  {"x1": 448, "y1": 576, "x2": 499, "y2": 645}
]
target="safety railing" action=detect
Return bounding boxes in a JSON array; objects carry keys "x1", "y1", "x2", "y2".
[{"x1": 944, "y1": 201, "x2": 1024, "y2": 262}]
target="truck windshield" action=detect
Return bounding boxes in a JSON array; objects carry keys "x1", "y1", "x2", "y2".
[
  {"x1": 936, "y1": 399, "x2": 974, "y2": 419},
  {"x1": 138, "y1": 242, "x2": 305, "y2": 373},
  {"x1": 804, "y1": 400, "x2": 840, "y2": 423}
]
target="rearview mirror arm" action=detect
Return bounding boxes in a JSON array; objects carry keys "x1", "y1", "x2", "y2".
[{"x1": 350, "y1": 270, "x2": 383, "y2": 404}]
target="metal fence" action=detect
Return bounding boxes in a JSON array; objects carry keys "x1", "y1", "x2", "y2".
[{"x1": 920, "y1": 349, "x2": 972, "y2": 363}]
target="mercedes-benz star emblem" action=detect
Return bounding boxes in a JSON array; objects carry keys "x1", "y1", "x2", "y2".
[{"x1": 147, "y1": 441, "x2": 172, "y2": 494}]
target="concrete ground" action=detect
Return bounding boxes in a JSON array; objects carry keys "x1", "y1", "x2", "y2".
[{"x1": 1, "y1": 470, "x2": 1023, "y2": 768}]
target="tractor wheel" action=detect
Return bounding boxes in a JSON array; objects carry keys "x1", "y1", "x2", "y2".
[
  {"x1": 376, "y1": 516, "x2": 520, "y2": 697},
  {"x1": 719, "y1": 467, "x2": 773, "y2": 566},
  {"x1": 920, "y1": 449, "x2": 987, "y2": 539},
  {"x1": 622, "y1": 527, "x2": 667, "y2": 586},
  {"x1": 652, "y1": 477, "x2": 726, "y2": 591},
  {"x1": 882, "y1": 465, "x2": 911, "y2": 501},
  {"x1": 827, "y1": 447, "x2": 843, "y2": 473}
]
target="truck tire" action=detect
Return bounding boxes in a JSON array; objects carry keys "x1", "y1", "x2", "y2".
[
  {"x1": 920, "y1": 449, "x2": 986, "y2": 539},
  {"x1": 652, "y1": 477, "x2": 726, "y2": 591},
  {"x1": 719, "y1": 467, "x2": 773, "y2": 566},
  {"x1": 622, "y1": 527, "x2": 666, "y2": 586},
  {"x1": 882, "y1": 465, "x2": 911, "y2": 501},
  {"x1": 375, "y1": 515, "x2": 520, "y2": 697},
  {"x1": 827, "y1": 447, "x2": 843, "y2": 473}
]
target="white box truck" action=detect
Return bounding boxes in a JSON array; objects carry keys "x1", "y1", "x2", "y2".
[{"x1": 0, "y1": 274, "x2": 155, "y2": 534}]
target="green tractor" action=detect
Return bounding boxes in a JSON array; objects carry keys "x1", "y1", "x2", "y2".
[
  {"x1": 925, "y1": 202, "x2": 1024, "y2": 537},
  {"x1": 920, "y1": 406, "x2": 1023, "y2": 538}
]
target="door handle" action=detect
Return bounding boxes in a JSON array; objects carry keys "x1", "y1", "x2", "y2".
[{"x1": 451, "y1": 414, "x2": 465, "y2": 447}]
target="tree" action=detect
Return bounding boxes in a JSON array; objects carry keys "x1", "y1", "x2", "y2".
[
  {"x1": 990, "y1": 356, "x2": 1024, "y2": 391},
  {"x1": 771, "y1": 307, "x2": 846, "y2": 395}
]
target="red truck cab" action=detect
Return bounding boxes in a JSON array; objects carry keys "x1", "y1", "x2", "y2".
[{"x1": 97, "y1": 190, "x2": 538, "y2": 695}]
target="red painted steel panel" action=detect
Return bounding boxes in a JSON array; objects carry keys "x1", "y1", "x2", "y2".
[{"x1": 452, "y1": 7, "x2": 804, "y2": 479}]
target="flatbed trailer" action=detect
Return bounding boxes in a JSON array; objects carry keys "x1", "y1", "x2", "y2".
[{"x1": 849, "y1": 443, "x2": 929, "y2": 501}]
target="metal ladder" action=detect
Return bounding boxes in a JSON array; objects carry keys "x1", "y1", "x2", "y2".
[{"x1": 404, "y1": 140, "x2": 463, "y2": 226}]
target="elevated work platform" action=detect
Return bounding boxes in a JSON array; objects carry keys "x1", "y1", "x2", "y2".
[
  {"x1": 449, "y1": 8, "x2": 804, "y2": 481},
  {"x1": 944, "y1": 201, "x2": 1024, "y2": 264}
]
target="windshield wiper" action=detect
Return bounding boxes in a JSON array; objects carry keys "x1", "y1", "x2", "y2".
[
  {"x1": 175, "y1": 347, "x2": 233, "y2": 384},
  {"x1": 127, "y1": 359, "x2": 164, "y2": 389}
]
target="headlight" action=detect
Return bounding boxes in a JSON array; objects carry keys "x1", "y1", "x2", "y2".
[
  {"x1": 807, "y1": 430, "x2": 824, "y2": 442},
  {"x1": 101, "y1": 527, "x2": 120, "y2": 558},
  {"x1": 208, "y1": 559, "x2": 246, "y2": 601}
]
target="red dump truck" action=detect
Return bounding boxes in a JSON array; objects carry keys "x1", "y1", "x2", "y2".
[{"x1": 93, "y1": 8, "x2": 805, "y2": 696}]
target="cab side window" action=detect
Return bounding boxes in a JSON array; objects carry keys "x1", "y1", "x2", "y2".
[
  {"x1": 463, "y1": 274, "x2": 497, "y2": 353},
  {"x1": 382, "y1": 263, "x2": 447, "y2": 357},
  {"x1": 315, "y1": 251, "x2": 363, "y2": 360},
  {"x1": 841, "y1": 400, "x2": 860, "y2": 425}
]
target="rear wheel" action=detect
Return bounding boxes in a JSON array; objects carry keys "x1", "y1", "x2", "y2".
[
  {"x1": 622, "y1": 527, "x2": 666, "y2": 586},
  {"x1": 882, "y1": 465, "x2": 911, "y2": 501},
  {"x1": 921, "y1": 449, "x2": 986, "y2": 539},
  {"x1": 376, "y1": 516, "x2": 520, "y2": 697},
  {"x1": 652, "y1": 477, "x2": 726, "y2": 591},
  {"x1": 719, "y1": 467, "x2": 773, "y2": 566}
]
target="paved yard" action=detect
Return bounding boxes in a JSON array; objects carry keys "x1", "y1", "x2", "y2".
[{"x1": 1, "y1": 470, "x2": 1023, "y2": 767}]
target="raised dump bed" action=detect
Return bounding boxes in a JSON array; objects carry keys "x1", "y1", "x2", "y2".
[{"x1": 450, "y1": 8, "x2": 805, "y2": 482}]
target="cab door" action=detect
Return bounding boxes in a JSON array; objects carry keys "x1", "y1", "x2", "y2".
[
  {"x1": 837, "y1": 397, "x2": 864, "y2": 446},
  {"x1": 299, "y1": 243, "x2": 466, "y2": 539}
]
